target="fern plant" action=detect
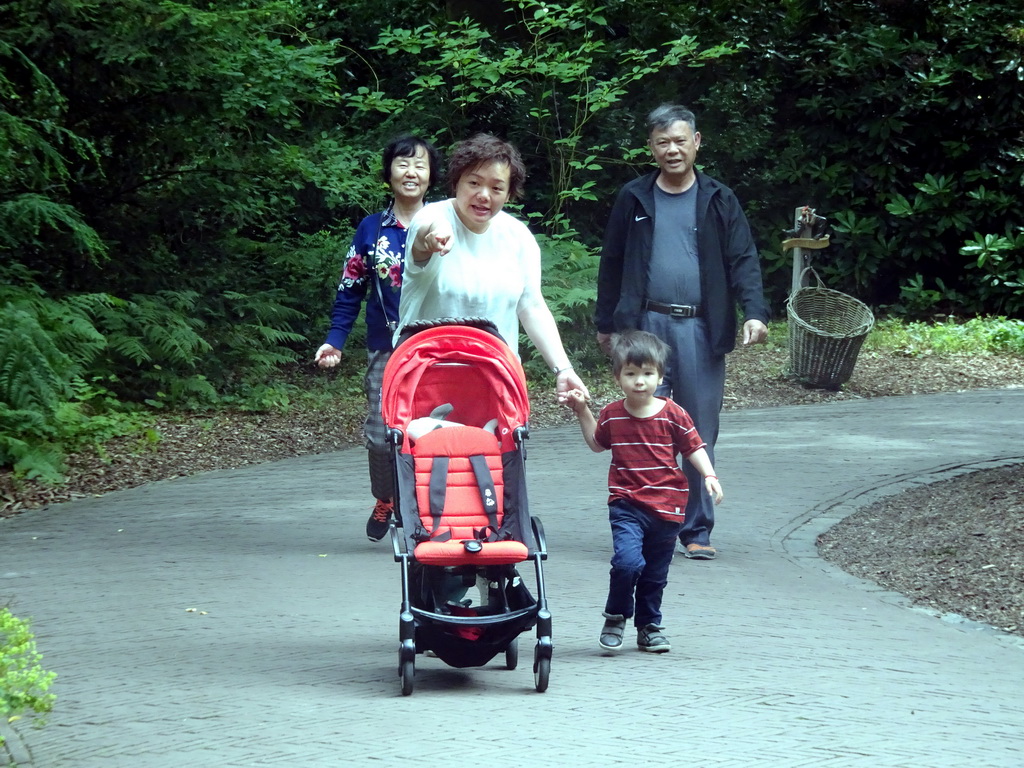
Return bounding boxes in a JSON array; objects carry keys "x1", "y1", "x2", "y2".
[
  {"x1": 195, "y1": 289, "x2": 308, "y2": 393},
  {"x1": 0, "y1": 285, "x2": 149, "y2": 479}
]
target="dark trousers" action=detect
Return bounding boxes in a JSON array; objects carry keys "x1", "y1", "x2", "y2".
[
  {"x1": 363, "y1": 350, "x2": 394, "y2": 501},
  {"x1": 642, "y1": 313, "x2": 725, "y2": 546},
  {"x1": 604, "y1": 499, "x2": 683, "y2": 628}
]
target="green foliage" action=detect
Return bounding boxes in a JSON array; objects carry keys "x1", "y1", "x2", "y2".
[
  {"x1": 3, "y1": 0, "x2": 1024, "y2": 482},
  {"x1": 0, "y1": 284, "x2": 151, "y2": 479},
  {"x1": 80, "y1": 288, "x2": 310, "y2": 408},
  {"x1": 523, "y1": 225, "x2": 604, "y2": 375},
  {"x1": 866, "y1": 316, "x2": 1024, "y2": 357},
  {"x1": 0, "y1": 607, "x2": 56, "y2": 741},
  {"x1": 896, "y1": 274, "x2": 963, "y2": 317},
  {"x1": 959, "y1": 227, "x2": 1024, "y2": 316},
  {"x1": 0, "y1": 292, "x2": 86, "y2": 480},
  {"x1": 349, "y1": 0, "x2": 737, "y2": 227},
  {"x1": 0, "y1": 193, "x2": 107, "y2": 260},
  {"x1": 759, "y1": 0, "x2": 1024, "y2": 312},
  {"x1": 0, "y1": 37, "x2": 106, "y2": 266}
]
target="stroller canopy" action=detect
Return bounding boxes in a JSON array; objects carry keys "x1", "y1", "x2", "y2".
[{"x1": 381, "y1": 320, "x2": 531, "y2": 453}]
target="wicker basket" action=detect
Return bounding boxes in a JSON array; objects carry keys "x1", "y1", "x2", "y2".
[{"x1": 786, "y1": 285, "x2": 875, "y2": 389}]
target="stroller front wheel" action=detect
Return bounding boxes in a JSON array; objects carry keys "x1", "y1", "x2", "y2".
[
  {"x1": 533, "y1": 645, "x2": 550, "y2": 693},
  {"x1": 400, "y1": 658, "x2": 415, "y2": 696}
]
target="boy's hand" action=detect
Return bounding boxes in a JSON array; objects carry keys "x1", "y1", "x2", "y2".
[
  {"x1": 705, "y1": 476, "x2": 724, "y2": 505},
  {"x1": 561, "y1": 388, "x2": 589, "y2": 414},
  {"x1": 556, "y1": 371, "x2": 590, "y2": 404}
]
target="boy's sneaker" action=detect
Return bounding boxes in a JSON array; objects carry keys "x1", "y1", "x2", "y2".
[
  {"x1": 599, "y1": 612, "x2": 626, "y2": 651},
  {"x1": 365, "y1": 499, "x2": 393, "y2": 542},
  {"x1": 637, "y1": 623, "x2": 671, "y2": 653}
]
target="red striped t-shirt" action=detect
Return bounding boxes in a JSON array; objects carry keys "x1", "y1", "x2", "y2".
[{"x1": 593, "y1": 398, "x2": 706, "y2": 523}]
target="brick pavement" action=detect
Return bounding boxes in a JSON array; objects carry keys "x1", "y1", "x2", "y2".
[{"x1": 2, "y1": 389, "x2": 1023, "y2": 767}]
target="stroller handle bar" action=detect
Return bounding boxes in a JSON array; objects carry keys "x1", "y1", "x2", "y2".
[{"x1": 395, "y1": 316, "x2": 502, "y2": 346}]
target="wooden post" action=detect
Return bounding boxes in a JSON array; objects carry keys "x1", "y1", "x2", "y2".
[{"x1": 782, "y1": 206, "x2": 830, "y2": 297}]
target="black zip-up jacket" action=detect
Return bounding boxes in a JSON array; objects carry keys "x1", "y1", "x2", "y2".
[{"x1": 595, "y1": 170, "x2": 770, "y2": 357}]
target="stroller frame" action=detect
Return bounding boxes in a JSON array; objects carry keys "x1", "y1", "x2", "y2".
[{"x1": 381, "y1": 318, "x2": 552, "y2": 695}]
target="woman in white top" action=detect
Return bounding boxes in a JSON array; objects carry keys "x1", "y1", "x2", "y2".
[{"x1": 398, "y1": 133, "x2": 589, "y2": 401}]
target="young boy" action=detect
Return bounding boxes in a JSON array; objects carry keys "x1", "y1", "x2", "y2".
[{"x1": 565, "y1": 330, "x2": 723, "y2": 653}]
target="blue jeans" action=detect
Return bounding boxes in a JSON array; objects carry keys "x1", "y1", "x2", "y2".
[{"x1": 604, "y1": 499, "x2": 683, "y2": 628}]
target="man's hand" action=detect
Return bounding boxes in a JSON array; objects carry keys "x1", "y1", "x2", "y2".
[
  {"x1": 595, "y1": 332, "x2": 613, "y2": 357},
  {"x1": 742, "y1": 319, "x2": 768, "y2": 345},
  {"x1": 315, "y1": 343, "x2": 342, "y2": 368}
]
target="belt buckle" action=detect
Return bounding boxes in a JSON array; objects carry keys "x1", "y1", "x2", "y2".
[{"x1": 670, "y1": 304, "x2": 693, "y2": 318}]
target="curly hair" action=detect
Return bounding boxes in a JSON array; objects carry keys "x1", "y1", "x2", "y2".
[{"x1": 445, "y1": 133, "x2": 526, "y2": 199}]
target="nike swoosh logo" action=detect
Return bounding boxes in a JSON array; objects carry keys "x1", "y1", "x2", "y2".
[{"x1": 635, "y1": 215, "x2": 649, "y2": 222}]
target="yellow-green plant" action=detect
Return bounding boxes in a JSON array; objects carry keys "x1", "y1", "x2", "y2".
[{"x1": 0, "y1": 608, "x2": 56, "y2": 743}]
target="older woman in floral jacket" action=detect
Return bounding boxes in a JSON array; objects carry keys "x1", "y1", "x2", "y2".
[{"x1": 315, "y1": 134, "x2": 442, "y2": 543}]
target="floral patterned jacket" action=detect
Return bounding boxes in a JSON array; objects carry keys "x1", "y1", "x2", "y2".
[{"x1": 323, "y1": 201, "x2": 407, "y2": 353}]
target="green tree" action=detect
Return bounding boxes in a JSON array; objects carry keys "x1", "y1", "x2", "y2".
[
  {"x1": 339, "y1": 0, "x2": 737, "y2": 229},
  {"x1": 1, "y1": 1, "x2": 360, "y2": 405},
  {"x1": 764, "y1": 1, "x2": 1024, "y2": 313}
]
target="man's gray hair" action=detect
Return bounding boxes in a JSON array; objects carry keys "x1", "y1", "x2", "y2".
[{"x1": 646, "y1": 104, "x2": 697, "y2": 136}]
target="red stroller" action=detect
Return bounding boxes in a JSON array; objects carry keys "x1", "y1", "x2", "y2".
[{"x1": 381, "y1": 318, "x2": 552, "y2": 695}]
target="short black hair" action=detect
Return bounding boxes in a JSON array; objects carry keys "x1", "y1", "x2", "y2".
[
  {"x1": 381, "y1": 134, "x2": 442, "y2": 188},
  {"x1": 610, "y1": 330, "x2": 670, "y2": 377}
]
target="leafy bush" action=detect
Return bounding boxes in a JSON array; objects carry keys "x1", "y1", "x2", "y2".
[
  {"x1": 0, "y1": 607, "x2": 56, "y2": 743},
  {"x1": 4, "y1": 0, "x2": 1024, "y2": 482},
  {"x1": 347, "y1": 0, "x2": 736, "y2": 227},
  {"x1": 761, "y1": 1, "x2": 1024, "y2": 312},
  {"x1": 522, "y1": 227, "x2": 604, "y2": 377}
]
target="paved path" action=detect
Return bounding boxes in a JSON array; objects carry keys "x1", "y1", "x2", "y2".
[{"x1": 2, "y1": 390, "x2": 1023, "y2": 768}]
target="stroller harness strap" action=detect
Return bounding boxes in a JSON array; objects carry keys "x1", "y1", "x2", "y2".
[
  {"x1": 426, "y1": 456, "x2": 452, "y2": 542},
  {"x1": 468, "y1": 453, "x2": 501, "y2": 540},
  {"x1": 410, "y1": 425, "x2": 529, "y2": 566},
  {"x1": 424, "y1": 453, "x2": 501, "y2": 543}
]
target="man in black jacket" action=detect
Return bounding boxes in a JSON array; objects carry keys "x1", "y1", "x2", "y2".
[{"x1": 595, "y1": 104, "x2": 770, "y2": 561}]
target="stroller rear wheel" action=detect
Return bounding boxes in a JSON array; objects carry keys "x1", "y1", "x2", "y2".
[
  {"x1": 505, "y1": 638, "x2": 519, "y2": 670},
  {"x1": 400, "y1": 658, "x2": 415, "y2": 696}
]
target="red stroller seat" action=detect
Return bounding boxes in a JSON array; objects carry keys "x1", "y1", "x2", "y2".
[{"x1": 410, "y1": 425, "x2": 529, "y2": 566}]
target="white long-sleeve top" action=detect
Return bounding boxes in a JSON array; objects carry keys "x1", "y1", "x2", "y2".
[{"x1": 396, "y1": 199, "x2": 542, "y2": 357}]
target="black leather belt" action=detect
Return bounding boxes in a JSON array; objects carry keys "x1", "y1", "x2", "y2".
[{"x1": 643, "y1": 299, "x2": 701, "y2": 318}]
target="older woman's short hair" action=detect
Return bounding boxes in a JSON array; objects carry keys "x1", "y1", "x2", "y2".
[
  {"x1": 381, "y1": 134, "x2": 443, "y2": 189},
  {"x1": 445, "y1": 134, "x2": 526, "y2": 199}
]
